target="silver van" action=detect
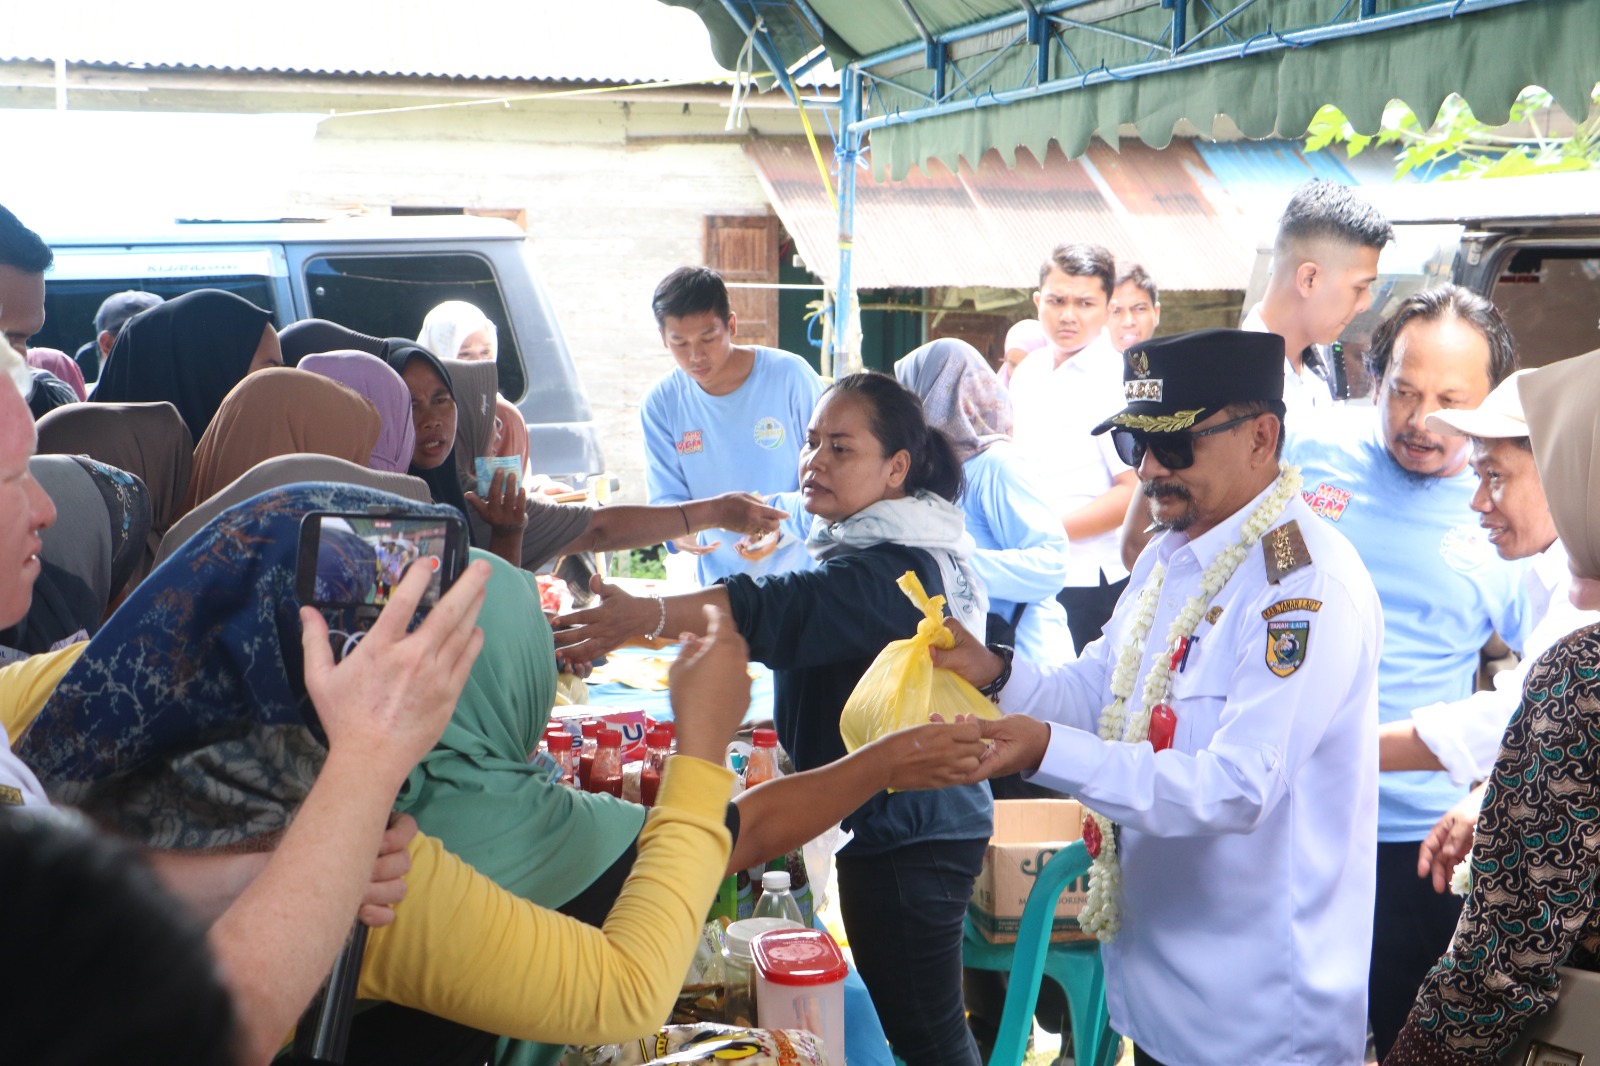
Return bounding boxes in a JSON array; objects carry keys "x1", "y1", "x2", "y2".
[{"x1": 35, "y1": 214, "x2": 604, "y2": 481}]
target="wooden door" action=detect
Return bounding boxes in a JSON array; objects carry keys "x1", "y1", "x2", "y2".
[{"x1": 704, "y1": 213, "x2": 780, "y2": 348}]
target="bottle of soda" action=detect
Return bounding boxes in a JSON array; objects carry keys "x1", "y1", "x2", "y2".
[
  {"x1": 752, "y1": 869, "x2": 804, "y2": 925},
  {"x1": 640, "y1": 724, "x2": 672, "y2": 807},
  {"x1": 548, "y1": 731, "x2": 579, "y2": 788},
  {"x1": 743, "y1": 728, "x2": 781, "y2": 790},
  {"x1": 588, "y1": 728, "x2": 623, "y2": 798},
  {"x1": 578, "y1": 720, "x2": 600, "y2": 791}
]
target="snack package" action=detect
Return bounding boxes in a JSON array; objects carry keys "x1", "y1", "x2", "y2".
[
  {"x1": 567, "y1": 1024, "x2": 828, "y2": 1066},
  {"x1": 838, "y1": 570, "x2": 1000, "y2": 752}
]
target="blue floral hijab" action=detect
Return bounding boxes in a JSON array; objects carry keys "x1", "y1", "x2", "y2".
[{"x1": 18, "y1": 482, "x2": 460, "y2": 848}]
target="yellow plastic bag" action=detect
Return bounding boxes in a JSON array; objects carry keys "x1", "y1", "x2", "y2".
[{"x1": 839, "y1": 571, "x2": 1001, "y2": 753}]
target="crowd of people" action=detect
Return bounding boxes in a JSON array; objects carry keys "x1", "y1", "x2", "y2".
[{"x1": 3, "y1": 173, "x2": 1600, "y2": 1066}]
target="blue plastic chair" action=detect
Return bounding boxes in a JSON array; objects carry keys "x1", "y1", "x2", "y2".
[{"x1": 963, "y1": 840, "x2": 1120, "y2": 1066}]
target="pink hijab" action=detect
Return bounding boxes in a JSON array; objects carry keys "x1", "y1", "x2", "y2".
[{"x1": 27, "y1": 348, "x2": 88, "y2": 402}]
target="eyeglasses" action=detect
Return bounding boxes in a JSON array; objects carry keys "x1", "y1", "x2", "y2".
[{"x1": 1109, "y1": 413, "x2": 1259, "y2": 471}]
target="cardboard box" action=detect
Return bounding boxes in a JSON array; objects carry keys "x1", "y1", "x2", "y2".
[{"x1": 969, "y1": 799, "x2": 1092, "y2": 944}]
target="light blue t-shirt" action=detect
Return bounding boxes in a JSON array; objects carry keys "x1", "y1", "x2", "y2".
[
  {"x1": 641, "y1": 346, "x2": 823, "y2": 584},
  {"x1": 961, "y1": 443, "x2": 1074, "y2": 665},
  {"x1": 1286, "y1": 407, "x2": 1531, "y2": 842}
]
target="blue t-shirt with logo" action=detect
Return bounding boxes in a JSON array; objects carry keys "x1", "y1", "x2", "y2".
[
  {"x1": 642, "y1": 346, "x2": 823, "y2": 584},
  {"x1": 1286, "y1": 407, "x2": 1531, "y2": 842}
]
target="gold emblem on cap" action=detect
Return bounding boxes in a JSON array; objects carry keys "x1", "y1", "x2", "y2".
[
  {"x1": 1130, "y1": 351, "x2": 1150, "y2": 378},
  {"x1": 1110, "y1": 409, "x2": 1203, "y2": 433}
]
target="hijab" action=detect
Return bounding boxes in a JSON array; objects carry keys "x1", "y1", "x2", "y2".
[
  {"x1": 381, "y1": 340, "x2": 474, "y2": 529},
  {"x1": 19, "y1": 483, "x2": 461, "y2": 846},
  {"x1": 156, "y1": 455, "x2": 430, "y2": 569},
  {"x1": 1520, "y1": 347, "x2": 1600, "y2": 579},
  {"x1": 91, "y1": 288, "x2": 275, "y2": 440},
  {"x1": 278, "y1": 318, "x2": 384, "y2": 366},
  {"x1": 1, "y1": 455, "x2": 151, "y2": 655},
  {"x1": 417, "y1": 300, "x2": 497, "y2": 363},
  {"x1": 493, "y1": 395, "x2": 530, "y2": 475},
  {"x1": 34, "y1": 401, "x2": 194, "y2": 588},
  {"x1": 184, "y1": 368, "x2": 381, "y2": 511},
  {"x1": 298, "y1": 351, "x2": 417, "y2": 474},
  {"x1": 894, "y1": 338, "x2": 1013, "y2": 462},
  {"x1": 393, "y1": 550, "x2": 644, "y2": 907},
  {"x1": 26, "y1": 348, "x2": 87, "y2": 401}
]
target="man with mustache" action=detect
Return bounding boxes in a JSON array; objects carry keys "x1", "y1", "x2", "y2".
[{"x1": 1283, "y1": 285, "x2": 1531, "y2": 1060}]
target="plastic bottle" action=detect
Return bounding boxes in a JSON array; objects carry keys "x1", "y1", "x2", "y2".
[
  {"x1": 578, "y1": 720, "x2": 600, "y2": 791},
  {"x1": 640, "y1": 724, "x2": 672, "y2": 807},
  {"x1": 743, "y1": 728, "x2": 781, "y2": 790},
  {"x1": 588, "y1": 728, "x2": 623, "y2": 798},
  {"x1": 548, "y1": 731, "x2": 578, "y2": 788},
  {"x1": 752, "y1": 870, "x2": 804, "y2": 926}
]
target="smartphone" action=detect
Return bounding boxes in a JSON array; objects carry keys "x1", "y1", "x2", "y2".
[{"x1": 295, "y1": 511, "x2": 468, "y2": 611}]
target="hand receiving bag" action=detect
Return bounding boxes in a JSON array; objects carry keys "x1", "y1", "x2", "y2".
[{"x1": 839, "y1": 571, "x2": 1001, "y2": 752}]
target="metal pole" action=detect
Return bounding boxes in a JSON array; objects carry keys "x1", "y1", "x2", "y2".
[{"x1": 832, "y1": 67, "x2": 862, "y2": 375}]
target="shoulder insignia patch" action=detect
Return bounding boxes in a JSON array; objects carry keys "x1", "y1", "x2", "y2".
[
  {"x1": 1261, "y1": 598, "x2": 1322, "y2": 620},
  {"x1": 0, "y1": 784, "x2": 23, "y2": 807},
  {"x1": 1263, "y1": 520, "x2": 1312, "y2": 585},
  {"x1": 1265, "y1": 620, "x2": 1310, "y2": 677}
]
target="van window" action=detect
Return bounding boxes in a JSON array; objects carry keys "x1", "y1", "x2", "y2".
[
  {"x1": 35, "y1": 276, "x2": 277, "y2": 359},
  {"x1": 303, "y1": 254, "x2": 525, "y2": 400},
  {"x1": 1490, "y1": 247, "x2": 1600, "y2": 369}
]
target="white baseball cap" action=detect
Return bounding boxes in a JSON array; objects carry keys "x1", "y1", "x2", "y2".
[{"x1": 1426, "y1": 369, "x2": 1535, "y2": 439}]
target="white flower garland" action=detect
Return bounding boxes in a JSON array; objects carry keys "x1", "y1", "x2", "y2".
[{"x1": 1079, "y1": 463, "x2": 1304, "y2": 942}]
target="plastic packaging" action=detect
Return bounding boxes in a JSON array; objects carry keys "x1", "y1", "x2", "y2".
[
  {"x1": 723, "y1": 917, "x2": 803, "y2": 1027},
  {"x1": 588, "y1": 728, "x2": 623, "y2": 798},
  {"x1": 752, "y1": 870, "x2": 804, "y2": 926},
  {"x1": 751, "y1": 928, "x2": 848, "y2": 1066}
]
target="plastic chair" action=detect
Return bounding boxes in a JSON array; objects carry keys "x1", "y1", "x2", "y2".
[{"x1": 963, "y1": 840, "x2": 1120, "y2": 1066}]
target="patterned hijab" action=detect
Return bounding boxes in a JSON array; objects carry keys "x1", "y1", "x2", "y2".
[
  {"x1": 18, "y1": 483, "x2": 462, "y2": 847},
  {"x1": 297, "y1": 351, "x2": 417, "y2": 474},
  {"x1": 894, "y1": 338, "x2": 1013, "y2": 462},
  {"x1": 184, "y1": 368, "x2": 381, "y2": 511},
  {"x1": 92, "y1": 288, "x2": 275, "y2": 441}
]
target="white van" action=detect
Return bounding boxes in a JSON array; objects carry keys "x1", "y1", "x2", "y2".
[{"x1": 35, "y1": 214, "x2": 604, "y2": 482}]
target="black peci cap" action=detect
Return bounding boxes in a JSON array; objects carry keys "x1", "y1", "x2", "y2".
[{"x1": 1092, "y1": 328, "x2": 1286, "y2": 435}]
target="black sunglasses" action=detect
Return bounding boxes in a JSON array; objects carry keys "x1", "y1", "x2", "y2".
[{"x1": 1109, "y1": 413, "x2": 1259, "y2": 471}]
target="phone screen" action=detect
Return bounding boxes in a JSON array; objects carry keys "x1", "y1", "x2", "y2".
[{"x1": 299, "y1": 514, "x2": 463, "y2": 609}]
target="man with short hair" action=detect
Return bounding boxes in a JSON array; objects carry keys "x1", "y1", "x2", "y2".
[
  {"x1": 1284, "y1": 284, "x2": 1531, "y2": 1059},
  {"x1": 1245, "y1": 179, "x2": 1393, "y2": 412},
  {"x1": 939, "y1": 328, "x2": 1384, "y2": 1066},
  {"x1": 77, "y1": 290, "x2": 164, "y2": 383},
  {"x1": 641, "y1": 265, "x2": 822, "y2": 584},
  {"x1": 1009, "y1": 243, "x2": 1138, "y2": 652},
  {"x1": 0, "y1": 202, "x2": 75, "y2": 418},
  {"x1": 1108, "y1": 264, "x2": 1161, "y2": 354}
]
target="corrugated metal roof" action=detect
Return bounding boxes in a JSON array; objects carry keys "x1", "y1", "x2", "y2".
[
  {"x1": 746, "y1": 137, "x2": 1260, "y2": 292},
  {"x1": 2, "y1": 1, "x2": 734, "y2": 85}
]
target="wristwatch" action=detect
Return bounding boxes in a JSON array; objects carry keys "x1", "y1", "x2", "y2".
[{"x1": 977, "y1": 643, "x2": 1014, "y2": 699}]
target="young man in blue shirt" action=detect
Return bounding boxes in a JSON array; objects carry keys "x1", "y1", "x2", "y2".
[
  {"x1": 641, "y1": 267, "x2": 823, "y2": 585},
  {"x1": 1283, "y1": 285, "x2": 1530, "y2": 1060}
]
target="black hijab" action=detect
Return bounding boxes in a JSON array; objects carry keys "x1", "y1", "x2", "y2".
[
  {"x1": 92, "y1": 289, "x2": 274, "y2": 441},
  {"x1": 278, "y1": 318, "x2": 384, "y2": 366},
  {"x1": 381, "y1": 338, "x2": 474, "y2": 539}
]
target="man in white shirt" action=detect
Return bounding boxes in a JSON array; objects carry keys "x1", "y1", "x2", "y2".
[
  {"x1": 1381, "y1": 368, "x2": 1599, "y2": 890},
  {"x1": 1009, "y1": 243, "x2": 1138, "y2": 652},
  {"x1": 1241, "y1": 179, "x2": 1393, "y2": 414},
  {"x1": 938, "y1": 329, "x2": 1384, "y2": 1066}
]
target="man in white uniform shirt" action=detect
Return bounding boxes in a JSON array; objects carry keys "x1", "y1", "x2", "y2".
[
  {"x1": 1009, "y1": 243, "x2": 1138, "y2": 652},
  {"x1": 1380, "y1": 369, "x2": 1599, "y2": 889},
  {"x1": 938, "y1": 329, "x2": 1383, "y2": 1066},
  {"x1": 1242, "y1": 179, "x2": 1393, "y2": 413}
]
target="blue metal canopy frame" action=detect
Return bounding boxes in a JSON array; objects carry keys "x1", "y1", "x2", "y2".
[{"x1": 711, "y1": 0, "x2": 1560, "y2": 369}]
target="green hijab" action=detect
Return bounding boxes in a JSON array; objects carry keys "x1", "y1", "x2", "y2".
[{"x1": 393, "y1": 550, "x2": 645, "y2": 908}]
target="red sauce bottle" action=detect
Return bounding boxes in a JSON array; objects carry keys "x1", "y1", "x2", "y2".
[
  {"x1": 548, "y1": 731, "x2": 578, "y2": 787},
  {"x1": 640, "y1": 724, "x2": 672, "y2": 807},
  {"x1": 589, "y1": 728, "x2": 623, "y2": 798},
  {"x1": 578, "y1": 720, "x2": 600, "y2": 791}
]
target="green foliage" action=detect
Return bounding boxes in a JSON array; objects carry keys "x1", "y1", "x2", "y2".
[
  {"x1": 609, "y1": 545, "x2": 667, "y2": 580},
  {"x1": 1304, "y1": 84, "x2": 1600, "y2": 181}
]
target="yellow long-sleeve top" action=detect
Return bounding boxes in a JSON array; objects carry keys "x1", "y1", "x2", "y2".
[{"x1": 358, "y1": 755, "x2": 734, "y2": 1045}]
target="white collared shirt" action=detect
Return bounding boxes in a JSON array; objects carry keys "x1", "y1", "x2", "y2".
[
  {"x1": 1242, "y1": 304, "x2": 1336, "y2": 413},
  {"x1": 1001, "y1": 485, "x2": 1382, "y2": 1065},
  {"x1": 1411, "y1": 538, "x2": 1600, "y2": 785},
  {"x1": 1008, "y1": 335, "x2": 1132, "y2": 586}
]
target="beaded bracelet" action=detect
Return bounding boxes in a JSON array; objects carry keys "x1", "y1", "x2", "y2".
[{"x1": 646, "y1": 595, "x2": 667, "y2": 640}]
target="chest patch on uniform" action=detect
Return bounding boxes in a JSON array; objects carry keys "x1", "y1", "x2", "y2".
[
  {"x1": 676, "y1": 429, "x2": 704, "y2": 456},
  {"x1": 753, "y1": 416, "x2": 785, "y2": 450},
  {"x1": 1261, "y1": 598, "x2": 1322, "y2": 620},
  {"x1": 0, "y1": 784, "x2": 23, "y2": 807},
  {"x1": 1263, "y1": 520, "x2": 1313, "y2": 585},
  {"x1": 1265, "y1": 620, "x2": 1310, "y2": 677}
]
